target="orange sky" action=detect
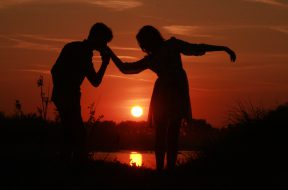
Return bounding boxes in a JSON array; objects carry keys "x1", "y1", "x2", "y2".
[{"x1": 0, "y1": 0, "x2": 287, "y2": 127}]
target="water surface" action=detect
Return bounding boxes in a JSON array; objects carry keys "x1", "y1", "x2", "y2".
[{"x1": 90, "y1": 150, "x2": 199, "y2": 169}]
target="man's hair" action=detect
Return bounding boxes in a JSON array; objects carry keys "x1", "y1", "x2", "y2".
[{"x1": 88, "y1": 23, "x2": 113, "y2": 42}]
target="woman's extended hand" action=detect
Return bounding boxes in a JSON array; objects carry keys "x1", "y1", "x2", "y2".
[{"x1": 224, "y1": 47, "x2": 236, "y2": 62}]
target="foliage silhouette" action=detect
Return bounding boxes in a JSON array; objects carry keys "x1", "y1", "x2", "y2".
[{"x1": 37, "y1": 75, "x2": 50, "y2": 121}]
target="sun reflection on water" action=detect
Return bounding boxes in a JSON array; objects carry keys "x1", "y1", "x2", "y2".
[{"x1": 129, "y1": 152, "x2": 142, "y2": 167}]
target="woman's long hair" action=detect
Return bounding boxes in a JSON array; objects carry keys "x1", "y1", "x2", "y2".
[{"x1": 136, "y1": 25, "x2": 165, "y2": 54}]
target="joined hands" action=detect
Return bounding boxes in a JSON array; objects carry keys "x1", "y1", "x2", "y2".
[{"x1": 100, "y1": 46, "x2": 111, "y2": 65}]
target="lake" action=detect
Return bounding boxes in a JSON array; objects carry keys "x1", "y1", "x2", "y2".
[{"x1": 89, "y1": 150, "x2": 200, "y2": 169}]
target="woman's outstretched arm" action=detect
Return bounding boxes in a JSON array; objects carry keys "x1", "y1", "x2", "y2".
[
  {"x1": 200, "y1": 44, "x2": 236, "y2": 62},
  {"x1": 105, "y1": 46, "x2": 149, "y2": 74},
  {"x1": 172, "y1": 37, "x2": 236, "y2": 62}
]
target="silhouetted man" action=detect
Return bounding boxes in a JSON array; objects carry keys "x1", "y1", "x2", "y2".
[{"x1": 51, "y1": 23, "x2": 112, "y2": 163}]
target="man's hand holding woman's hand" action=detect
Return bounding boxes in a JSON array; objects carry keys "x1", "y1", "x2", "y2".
[{"x1": 100, "y1": 46, "x2": 111, "y2": 65}]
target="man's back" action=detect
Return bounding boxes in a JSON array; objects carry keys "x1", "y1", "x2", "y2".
[{"x1": 51, "y1": 40, "x2": 93, "y2": 102}]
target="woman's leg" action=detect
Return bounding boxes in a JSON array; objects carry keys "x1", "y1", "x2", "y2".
[
  {"x1": 155, "y1": 121, "x2": 167, "y2": 171},
  {"x1": 166, "y1": 120, "x2": 181, "y2": 171}
]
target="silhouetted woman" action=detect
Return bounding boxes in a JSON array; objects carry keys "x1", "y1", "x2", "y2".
[{"x1": 106, "y1": 25, "x2": 236, "y2": 171}]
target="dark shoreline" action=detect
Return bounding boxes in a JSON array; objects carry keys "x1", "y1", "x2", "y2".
[{"x1": 1, "y1": 155, "x2": 286, "y2": 190}]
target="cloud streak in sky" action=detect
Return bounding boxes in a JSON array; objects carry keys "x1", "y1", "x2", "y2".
[
  {"x1": 89, "y1": 0, "x2": 143, "y2": 11},
  {"x1": 117, "y1": 55, "x2": 138, "y2": 60},
  {"x1": 19, "y1": 34, "x2": 73, "y2": 43},
  {"x1": 17, "y1": 69, "x2": 51, "y2": 74},
  {"x1": 0, "y1": 0, "x2": 35, "y2": 8},
  {"x1": 270, "y1": 26, "x2": 288, "y2": 34},
  {"x1": 13, "y1": 40, "x2": 59, "y2": 51},
  {"x1": 111, "y1": 46, "x2": 140, "y2": 51},
  {"x1": 0, "y1": 0, "x2": 143, "y2": 10},
  {"x1": 0, "y1": 34, "x2": 61, "y2": 51},
  {"x1": 163, "y1": 25, "x2": 212, "y2": 37},
  {"x1": 245, "y1": 0, "x2": 288, "y2": 8},
  {"x1": 163, "y1": 24, "x2": 288, "y2": 38},
  {"x1": 106, "y1": 74, "x2": 153, "y2": 83}
]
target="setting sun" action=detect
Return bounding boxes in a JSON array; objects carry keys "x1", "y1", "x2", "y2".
[{"x1": 131, "y1": 106, "x2": 143, "y2": 118}]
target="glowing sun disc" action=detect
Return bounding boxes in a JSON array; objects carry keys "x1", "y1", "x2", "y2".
[{"x1": 131, "y1": 106, "x2": 143, "y2": 117}]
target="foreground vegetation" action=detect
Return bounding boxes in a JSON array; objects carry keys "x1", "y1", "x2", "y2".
[{"x1": 0, "y1": 102, "x2": 287, "y2": 189}]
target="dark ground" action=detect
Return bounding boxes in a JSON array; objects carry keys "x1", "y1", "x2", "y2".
[
  {"x1": 0, "y1": 150, "x2": 287, "y2": 190},
  {"x1": 1, "y1": 103, "x2": 288, "y2": 190}
]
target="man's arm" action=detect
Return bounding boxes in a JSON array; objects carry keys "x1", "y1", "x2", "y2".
[{"x1": 86, "y1": 51, "x2": 110, "y2": 87}]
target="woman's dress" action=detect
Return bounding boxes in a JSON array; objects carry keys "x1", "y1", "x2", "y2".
[{"x1": 120, "y1": 37, "x2": 205, "y2": 127}]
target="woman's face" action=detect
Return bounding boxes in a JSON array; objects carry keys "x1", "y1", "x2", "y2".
[{"x1": 138, "y1": 40, "x2": 154, "y2": 55}]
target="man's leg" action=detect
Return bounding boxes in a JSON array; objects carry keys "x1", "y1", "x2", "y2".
[
  {"x1": 55, "y1": 103, "x2": 73, "y2": 163},
  {"x1": 68, "y1": 102, "x2": 86, "y2": 164},
  {"x1": 54, "y1": 97, "x2": 86, "y2": 164}
]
